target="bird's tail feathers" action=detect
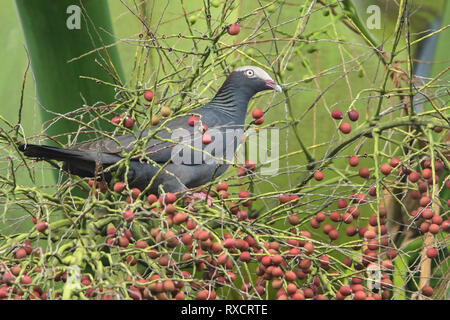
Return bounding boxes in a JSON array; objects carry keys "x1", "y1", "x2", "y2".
[{"x1": 19, "y1": 144, "x2": 87, "y2": 162}]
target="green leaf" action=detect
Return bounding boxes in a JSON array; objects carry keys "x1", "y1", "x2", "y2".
[{"x1": 15, "y1": 0, "x2": 124, "y2": 146}]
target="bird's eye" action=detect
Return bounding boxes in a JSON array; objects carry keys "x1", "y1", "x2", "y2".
[{"x1": 245, "y1": 69, "x2": 255, "y2": 77}]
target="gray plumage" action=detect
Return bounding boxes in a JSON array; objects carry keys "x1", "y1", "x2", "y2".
[{"x1": 19, "y1": 66, "x2": 281, "y2": 194}]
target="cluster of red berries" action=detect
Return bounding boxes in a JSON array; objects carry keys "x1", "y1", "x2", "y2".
[
  {"x1": 331, "y1": 109, "x2": 359, "y2": 134},
  {"x1": 112, "y1": 114, "x2": 135, "y2": 129},
  {"x1": 251, "y1": 108, "x2": 264, "y2": 125}
]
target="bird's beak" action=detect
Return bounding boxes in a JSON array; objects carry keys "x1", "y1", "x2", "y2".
[{"x1": 265, "y1": 80, "x2": 282, "y2": 92}]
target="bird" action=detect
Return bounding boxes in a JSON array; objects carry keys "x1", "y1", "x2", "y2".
[{"x1": 19, "y1": 66, "x2": 282, "y2": 194}]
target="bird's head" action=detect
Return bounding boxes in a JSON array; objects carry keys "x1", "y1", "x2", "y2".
[
  {"x1": 210, "y1": 66, "x2": 282, "y2": 117},
  {"x1": 230, "y1": 66, "x2": 282, "y2": 94}
]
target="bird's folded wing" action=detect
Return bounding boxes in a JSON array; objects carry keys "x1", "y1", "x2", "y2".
[{"x1": 69, "y1": 115, "x2": 201, "y2": 164}]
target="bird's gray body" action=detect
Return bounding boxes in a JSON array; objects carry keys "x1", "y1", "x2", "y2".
[{"x1": 19, "y1": 66, "x2": 281, "y2": 194}]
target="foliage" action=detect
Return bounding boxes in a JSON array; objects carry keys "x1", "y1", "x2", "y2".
[{"x1": 0, "y1": 0, "x2": 448, "y2": 300}]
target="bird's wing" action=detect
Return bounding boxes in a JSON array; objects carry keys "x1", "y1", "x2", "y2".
[{"x1": 71, "y1": 112, "x2": 216, "y2": 164}]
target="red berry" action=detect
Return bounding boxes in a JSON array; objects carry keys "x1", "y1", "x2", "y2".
[
  {"x1": 288, "y1": 214, "x2": 300, "y2": 226},
  {"x1": 236, "y1": 210, "x2": 248, "y2": 220},
  {"x1": 228, "y1": 23, "x2": 240, "y2": 36},
  {"x1": 316, "y1": 211, "x2": 326, "y2": 222},
  {"x1": 364, "y1": 230, "x2": 376, "y2": 239},
  {"x1": 434, "y1": 160, "x2": 444, "y2": 172},
  {"x1": 421, "y1": 285, "x2": 433, "y2": 297},
  {"x1": 428, "y1": 224, "x2": 440, "y2": 234},
  {"x1": 200, "y1": 123, "x2": 208, "y2": 133},
  {"x1": 346, "y1": 225, "x2": 357, "y2": 236},
  {"x1": 390, "y1": 158, "x2": 401, "y2": 167},
  {"x1": 340, "y1": 286, "x2": 351, "y2": 296},
  {"x1": 409, "y1": 171, "x2": 420, "y2": 183},
  {"x1": 144, "y1": 90, "x2": 154, "y2": 101},
  {"x1": 217, "y1": 181, "x2": 228, "y2": 192},
  {"x1": 254, "y1": 116, "x2": 264, "y2": 125},
  {"x1": 339, "y1": 122, "x2": 351, "y2": 134},
  {"x1": 319, "y1": 255, "x2": 330, "y2": 268},
  {"x1": 353, "y1": 193, "x2": 367, "y2": 204},
  {"x1": 314, "y1": 170, "x2": 324, "y2": 181},
  {"x1": 419, "y1": 196, "x2": 431, "y2": 207},
  {"x1": 349, "y1": 155, "x2": 360, "y2": 167},
  {"x1": 188, "y1": 116, "x2": 199, "y2": 127},
  {"x1": 123, "y1": 210, "x2": 135, "y2": 222},
  {"x1": 331, "y1": 109, "x2": 343, "y2": 119},
  {"x1": 239, "y1": 251, "x2": 251, "y2": 262},
  {"x1": 181, "y1": 234, "x2": 193, "y2": 246},
  {"x1": 342, "y1": 212, "x2": 353, "y2": 224},
  {"x1": 278, "y1": 193, "x2": 290, "y2": 204},
  {"x1": 123, "y1": 117, "x2": 134, "y2": 129},
  {"x1": 122, "y1": 230, "x2": 131, "y2": 241},
  {"x1": 354, "y1": 290, "x2": 367, "y2": 300},
  {"x1": 239, "y1": 190, "x2": 250, "y2": 199},
  {"x1": 386, "y1": 249, "x2": 397, "y2": 259},
  {"x1": 252, "y1": 108, "x2": 264, "y2": 119},
  {"x1": 113, "y1": 182, "x2": 125, "y2": 193},
  {"x1": 284, "y1": 270, "x2": 296, "y2": 282},
  {"x1": 421, "y1": 168, "x2": 432, "y2": 179},
  {"x1": 147, "y1": 194, "x2": 158, "y2": 204},
  {"x1": 381, "y1": 259, "x2": 393, "y2": 270},
  {"x1": 380, "y1": 163, "x2": 392, "y2": 175},
  {"x1": 303, "y1": 242, "x2": 314, "y2": 255},
  {"x1": 310, "y1": 217, "x2": 320, "y2": 228},
  {"x1": 20, "y1": 275, "x2": 32, "y2": 285},
  {"x1": 237, "y1": 167, "x2": 247, "y2": 177},
  {"x1": 328, "y1": 229, "x2": 339, "y2": 240},
  {"x1": 159, "y1": 193, "x2": 177, "y2": 205},
  {"x1": 330, "y1": 211, "x2": 342, "y2": 222},
  {"x1": 111, "y1": 116, "x2": 121, "y2": 125},
  {"x1": 323, "y1": 224, "x2": 334, "y2": 234},
  {"x1": 442, "y1": 219, "x2": 450, "y2": 231},
  {"x1": 202, "y1": 134, "x2": 212, "y2": 145},
  {"x1": 289, "y1": 194, "x2": 299, "y2": 205},
  {"x1": 359, "y1": 168, "x2": 370, "y2": 179},
  {"x1": 431, "y1": 215, "x2": 443, "y2": 225},
  {"x1": 348, "y1": 206, "x2": 360, "y2": 218},
  {"x1": 426, "y1": 247, "x2": 438, "y2": 259},
  {"x1": 130, "y1": 188, "x2": 141, "y2": 199},
  {"x1": 119, "y1": 236, "x2": 129, "y2": 248},
  {"x1": 347, "y1": 109, "x2": 359, "y2": 121},
  {"x1": 367, "y1": 239, "x2": 379, "y2": 250},
  {"x1": 15, "y1": 248, "x2": 27, "y2": 259},
  {"x1": 420, "y1": 221, "x2": 430, "y2": 233},
  {"x1": 135, "y1": 240, "x2": 147, "y2": 249},
  {"x1": 24, "y1": 240, "x2": 32, "y2": 254},
  {"x1": 337, "y1": 198, "x2": 347, "y2": 209},
  {"x1": 245, "y1": 160, "x2": 256, "y2": 171},
  {"x1": 421, "y1": 208, "x2": 433, "y2": 219},
  {"x1": 36, "y1": 221, "x2": 47, "y2": 233}
]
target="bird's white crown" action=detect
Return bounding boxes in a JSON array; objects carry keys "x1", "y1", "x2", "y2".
[{"x1": 233, "y1": 66, "x2": 274, "y2": 81}]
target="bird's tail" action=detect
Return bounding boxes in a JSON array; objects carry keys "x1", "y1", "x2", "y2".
[
  {"x1": 18, "y1": 143, "x2": 123, "y2": 179},
  {"x1": 18, "y1": 144, "x2": 88, "y2": 162}
]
